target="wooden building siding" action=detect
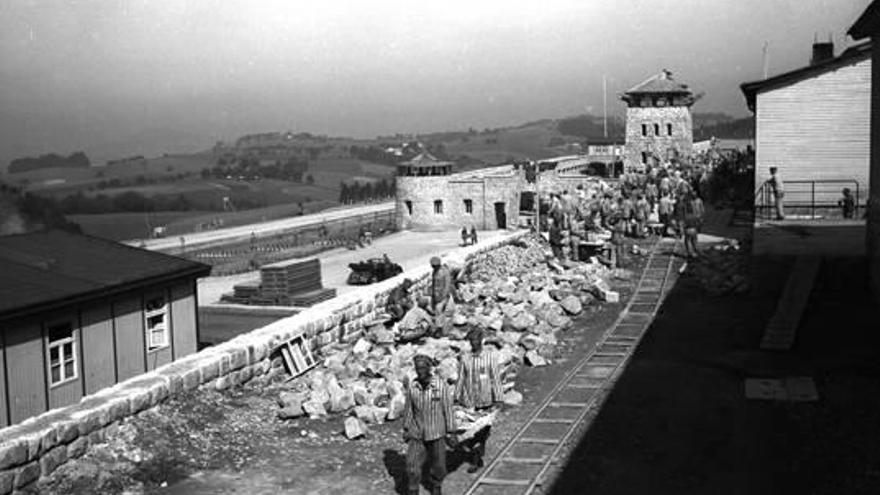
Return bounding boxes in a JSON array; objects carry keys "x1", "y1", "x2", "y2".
[
  {"x1": 4, "y1": 322, "x2": 46, "y2": 425},
  {"x1": 0, "y1": 276, "x2": 202, "y2": 425},
  {"x1": 113, "y1": 296, "x2": 146, "y2": 382},
  {"x1": 81, "y1": 305, "x2": 117, "y2": 395},
  {"x1": 0, "y1": 332, "x2": 8, "y2": 427},
  {"x1": 755, "y1": 57, "x2": 871, "y2": 204},
  {"x1": 170, "y1": 283, "x2": 198, "y2": 359}
]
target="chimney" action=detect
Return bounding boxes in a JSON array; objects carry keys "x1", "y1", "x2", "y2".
[{"x1": 811, "y1": 39, "x2": 834, "y2": 65}]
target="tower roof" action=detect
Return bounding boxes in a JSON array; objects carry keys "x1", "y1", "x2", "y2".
[
  {"x1": 401, "y1": 151, "x2": 454, "y2": 167},
  {"x1": 622, "y1": 69, "x2": 693, "y2": 96}
]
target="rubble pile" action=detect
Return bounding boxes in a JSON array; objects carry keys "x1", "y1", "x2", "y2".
[{"x1": 277, "y1": 234, "x2": 620, "y2": 438}]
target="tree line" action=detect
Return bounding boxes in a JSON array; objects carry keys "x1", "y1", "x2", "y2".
[
  {"x1": 8, "y1": 151, "x2": 91, "y2": 174},
  {"x1": 338, "y1": 179, "x2": 394, "y2": 204}
]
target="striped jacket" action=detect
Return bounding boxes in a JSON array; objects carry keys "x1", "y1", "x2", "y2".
[
  {"x1": 403, "y1": 376, "x2": 456, "y2": 441},
  {"x1": 457, "y1": 349, "x2": 503, "y2": 409}
]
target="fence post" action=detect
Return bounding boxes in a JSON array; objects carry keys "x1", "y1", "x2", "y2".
[{"x1": 811, "y1": 181, "x2": 815, "y2": 219}]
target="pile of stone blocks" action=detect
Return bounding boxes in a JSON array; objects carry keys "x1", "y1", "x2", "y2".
[{"x1": 275, "y1": 234, "x2": 621, "y2": 439}]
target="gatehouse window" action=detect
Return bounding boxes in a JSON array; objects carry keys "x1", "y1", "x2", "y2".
[
  {"x1": 667, "y1": 123, "x2": 673, "y2": 136},
  {"x1": 405, "y1": 200, "x2": 413, "y2": 215},
  {"x1": 463, "y1": 199, "x2": 473, "y2": 214},
  {"x1": 641, "y1": 152, "x2": 648, "y2": 164},
  {"x1": 47, "y1": 321, "x2": 77, "y2": 386},
  {"x1": 434, "y1": 200, "x2": 443, "y2": 214},
  {"x1": 641, "y1": 124, "x2": 647, "y2": 137},
  {"x1": 654, "y1": 123, "x2": 660, "y2": 136}
]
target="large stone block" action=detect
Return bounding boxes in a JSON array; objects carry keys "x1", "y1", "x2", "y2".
[
  {"x1": 55, "y1": 422, "x2": 79, "y2": 445},
  {"x1": 148, "y1": 381, "x2": 170, "y2": 406},
  {"x1": 214, "y1": 375, "x2": 233, "y2": 391},
  {"x1": 13, "y1": 462, "x2": 39, "y2": 489},
  {"x1": 66, "y1": 437, "x2": 88, "y2": 459},
  {"x1": 38, "y1": 429, "x2": 57, "y2": 456},
  {"x1": 198, "y1": 358, "x2": 221, "y2": 383},
  {"x1": 236, "y1": 366, "x2": 253, "y2": 385},
  {"x1": 39, "y1": 446, "x2": 67, "y2": 477},
  {"x1": 107, "y1": 398, "x2": 131, "y2": 423},
  {"x1": 228, "y1": 348, "x2": 248, "y2": 370},
  {"x1": 128, "y1": 390, "x2": 152, "y2": 414},
  {"x1": 0, "y1": 470, "x2": 13, "y2": 495},
  {"x1": 179, "y1": 366, "x2": 200, "y2": 390},
  {"x1": 74, "y1": 410, "x2": 103, "y2": 438},
  {"x1": 0, "y1": 442, "x2": 26, "y2": 471}
]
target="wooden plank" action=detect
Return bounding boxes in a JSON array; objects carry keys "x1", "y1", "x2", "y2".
[
  {"x1": 5, "y1": 321, "x2": 47, "y2": 424},
  {"x1": 549, "y1": 401, "x2": 588, "y2": 408},
  {"x1": 532, "y1": 417, "x2": 574, "y2": 424},
  {"x1": 81, "y1": 305, "x2": 116, "y2": 395},
  {"x1": 479, "y1": 478, "x2": 532, "y2": 486},
  {"x1": 503, "y1": 456, "x2": 547, "y2": 464},
  {"x1": 518, "y1": 437, "x2": 560, "y2": 444}
]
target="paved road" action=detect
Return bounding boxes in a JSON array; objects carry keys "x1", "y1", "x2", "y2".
[
  {"x1": 127, "y1": 202, "x2": 395, "y2": 253},
  {"x1": 198, "y1": 229, "x2": 511, "y2": 305}
]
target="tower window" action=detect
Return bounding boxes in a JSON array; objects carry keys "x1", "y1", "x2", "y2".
[
  {"x1": 654, "y1": 123, "x2": 660, "y2": 136},
  {"x1": 641, "y1": 124, "x2": 647, "y2": 137},
  {"x1": 434, "y1": 200, "x2": 443, "y2": 214},
  {"x1": 641, "y1": 152, "x2": 648, "y2": 164},
  {"x1": 667, "y1": 123, "x2": 673, "y2": 136},
  {"x1": 463, "y1": 199, "x2": 473, "y2": 214},
  {"x1": 405, "y1": 200, "x2": 413, "y2": 215}
]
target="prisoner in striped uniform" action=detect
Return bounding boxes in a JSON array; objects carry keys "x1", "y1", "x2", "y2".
[
  {"x1": 403, "y1": 355, "x2": 457, "y2": 495},
  {"x1": 456, "y1": 327, "x2": 503, "y2": 472}
]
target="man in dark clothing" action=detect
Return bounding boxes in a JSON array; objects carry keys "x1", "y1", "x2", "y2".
[
  {"x1": 839, "y1": 188, "x2": 856, "y2": 219},
  {"x1": 470, "y1": 225, "x2": 478, "y2": 245},
  {"x1": 548, "y1": 218, "x2": 564, "y2": 260},
  {"x1": 609, "y1": 213, "x2": 627, "y2": 268},
  {"x1": 683, "y1": 192, "x2": 705, "y2": 258},
  {"x1": 386, "y1": 278, "x2": 415, "y2": 323},
  {"x1": 404, "y1": 355, "x2": 458, "y2": 495}
]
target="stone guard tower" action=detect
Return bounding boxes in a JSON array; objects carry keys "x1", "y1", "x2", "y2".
[{"x1": 620, "y1": 69, "x2": 698, "y2": 170}]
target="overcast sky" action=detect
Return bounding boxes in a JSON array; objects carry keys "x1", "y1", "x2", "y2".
[{"x1": 0, "y1": 0, "x2": 872, "y2": 162}]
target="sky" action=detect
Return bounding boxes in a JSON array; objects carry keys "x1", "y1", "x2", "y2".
[{"x1": 0, "y1": 0, "x2": 873, "y2": 163}]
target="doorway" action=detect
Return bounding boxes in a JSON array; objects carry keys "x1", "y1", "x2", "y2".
[{"x1": 494, "y1": 202, "x2": 507, "y2": 229}]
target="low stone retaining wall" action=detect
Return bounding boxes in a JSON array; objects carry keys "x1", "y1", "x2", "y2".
[{"x1": 0, "y1": 229, "x2": 530, "y2": 493}]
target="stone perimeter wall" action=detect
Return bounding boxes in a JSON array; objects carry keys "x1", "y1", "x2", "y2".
[{"x1": 0, "y1": 231, "x2": 529, "y2": 494}]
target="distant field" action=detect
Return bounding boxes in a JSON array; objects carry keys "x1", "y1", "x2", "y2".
[
  {"x1": 441, "y1": 120, "x2": 567, "y2": 166},
  {"x1": 70, "y1": 198, "x2": 343, "y2": 241},
  {"x1": 69, "y1": 211, "x2": 202, "y2": 241},
  {"x1": 308, "y1": 157, "x2": 394, "y2": 187}
]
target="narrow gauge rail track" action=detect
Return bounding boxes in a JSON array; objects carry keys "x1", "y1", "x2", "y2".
[{"x1": 464, "y1": 239, "x2": 681, "y2": 495}]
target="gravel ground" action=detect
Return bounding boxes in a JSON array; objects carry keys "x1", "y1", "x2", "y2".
[{"x1": 39, "y1": 243, "x2": 653, "y2": 495}]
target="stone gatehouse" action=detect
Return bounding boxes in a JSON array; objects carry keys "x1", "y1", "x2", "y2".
[
  {"x1": 621, "y1": 69, "x2": 698, "y2": 170},
  {"x1": 395, "y1": 153, "x2": 523, "y2": 232}
]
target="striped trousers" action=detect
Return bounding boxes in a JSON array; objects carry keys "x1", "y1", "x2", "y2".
[{"x1": 406, "y1": 438, "x2": 446, "y2": 494}]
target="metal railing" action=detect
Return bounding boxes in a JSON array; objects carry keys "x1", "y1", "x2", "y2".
[{"x1": 755, "y1": 179, "x2": 860, "y2": 220}]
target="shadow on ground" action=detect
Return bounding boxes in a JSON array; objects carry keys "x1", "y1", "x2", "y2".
[{"x1": 546, "y1": 253, "x2": 880, "y2": 495}]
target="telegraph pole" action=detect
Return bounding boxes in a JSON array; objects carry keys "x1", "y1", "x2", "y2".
[
  {"x1": 762, "y1": 41, "x2": 770, "y2": 79},
  {"x1": 603, "y1": 74, "x2": 608, "y2": 138}
]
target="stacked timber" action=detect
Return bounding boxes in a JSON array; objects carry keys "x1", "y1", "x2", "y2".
[{"x1": 220, "y1": 257, "x2": 336, "y2": 306}]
